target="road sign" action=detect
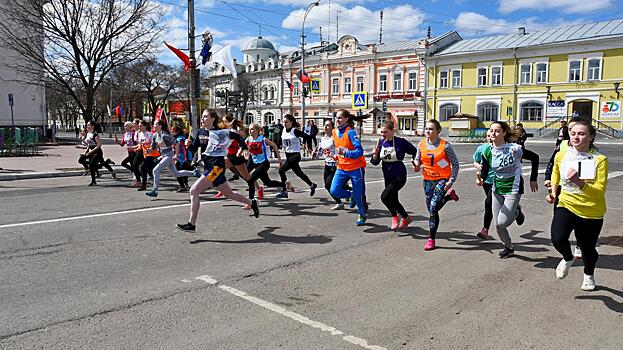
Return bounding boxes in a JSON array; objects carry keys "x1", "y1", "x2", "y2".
[
  {"x1": 506, "y1": 106, "x2": 513, "y2": 117},
  {"x1": 8, "y1": 93, "x2": 14, "y2": 107},
  {"x1": 310, "y1": 79, "x2": 321, "y2": 93},
  {"x1": 352, "y1": 91, "x2": 367, "y2": 109}
]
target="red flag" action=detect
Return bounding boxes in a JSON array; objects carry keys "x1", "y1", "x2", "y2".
[
  {"x1": 297, "y1": 69, "x2": 310, "y2": 83},
  {"x1": 164, "y1": 42, "x2": 190, "y2": 72}
]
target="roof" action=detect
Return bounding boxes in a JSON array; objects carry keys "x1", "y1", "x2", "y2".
[
  {"x1": 376, "y1": 40, "x2": 421, "y2": 52},
  {"x1": 242, "y1": 36, "x2": 276, "y2": 52},
  {"x1": 437, "y1": 19, "x2": 623, "y2": 55}
]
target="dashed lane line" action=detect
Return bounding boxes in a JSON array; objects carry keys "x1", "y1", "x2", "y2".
[{"x1": 193, "y1": 275, "x2": 386, "y2": 350}]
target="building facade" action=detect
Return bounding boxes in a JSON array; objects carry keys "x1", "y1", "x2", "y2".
[
  {"x1": 425, "y1": 20, "x2": 623, "y2": 134},
  {"x1": 281, "y1": 35, "x2": 430, "y2": 136}
]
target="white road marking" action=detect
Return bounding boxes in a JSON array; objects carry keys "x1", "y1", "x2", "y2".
[
  {"x1": 195, "y1": 275, "x2": 218, "y2": 285},
  {"x1": 609, "y1": 171, "x2": 623, "y2": 179},
  {"x1": 193, "y1": 276, "x2": 386, "y2": 350}
]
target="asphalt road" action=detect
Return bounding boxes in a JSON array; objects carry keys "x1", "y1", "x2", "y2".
[{"x1": 1, "y1": 142, "x2": 622, "y2": 349}]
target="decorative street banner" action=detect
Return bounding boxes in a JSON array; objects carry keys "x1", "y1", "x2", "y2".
[
  {"x1": 352, "y1": 91, "x2": 367, "y2": 110},
  {"x1": 310, "y1": 79, "x2": 321, "y2": 93},
  {"x1": 600, "y1": 101, "x2": 621, "y2": 119},
  {"x1": 547, "y1": 100, "x2": 566, "y2": 119}
]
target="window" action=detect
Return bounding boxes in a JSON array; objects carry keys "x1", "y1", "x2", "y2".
[
  {"x1": 293, "y1": 82, "x2": 299, "y2": 96},
  {"x1": 408, "y1": 72, "x2": 417, "y2": 90},
  {"x1": 393, "y1": 73, "x2": 402, "y2": 91},
  {"x1": 269, "y1": 86, "x2": 275, "y2": 100},
  {"x1": 478, "y1": 67, "x2": 488, "y2": 86},
  {"x1": 477, "y1": 102, "x2": 498, "y2": 122},
  {"x1": 356, "y1": 76, "x2": 364, "y2": 92},
  {"x1": 536, "y1": 63, "x2": 548, "y2": 83},
  {"x1": 262, "y1": 87, "x2": 268, "y2": 100},
  {"x1": 520, "y1": 102, "x2": 543, "y2": 122},
  {"x1": 588, "y1": 59, "x2": 601, "y2": 81},
  {"x1": 439, "y1": 103, "x2": 458, "y2": 122},
  {"x1": 332, "y1": 78, "x2": 339, "y2": 95},
  {"x1": 569, "y1": 60, "x2": 581, "y2": 82},
  {"x1": 379, "y1": 74, "x2": 387, "y2": 92},
  {"x1": 343, "y1": 77, "x2": 352, "y2": 94},
  {"x1": 256, "y1": 54, "x2": 260, "y2": 61},
  {"x1": 439, "y1": 71, "x2": 448, "y2": 88},
  {"x1": 491, "y1": 67, "x2": 501, "y2": 86},
  {"x1": 520, "y1": 64, "x2": 532, "y2": 84},
  {"x1": 451, "y1": 70, "x2": 461, "y2": 88}
]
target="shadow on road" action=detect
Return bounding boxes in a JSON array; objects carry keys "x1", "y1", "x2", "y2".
[
  {"x1": 576, "y1": 286, "x2": 623, "y2": 313},
  {"x1": 190, "y1": 226, "x2": 333, "y2": 245}
]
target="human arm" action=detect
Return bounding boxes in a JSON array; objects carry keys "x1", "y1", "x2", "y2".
[
  {"x1": 413, "y1": 146, "x2": 422, "y2": 172},
  {"x1": 369, "y1": 138, "x2": 383, "y2": 166},
  {"x1": 264, "y1": 138, "x2": 283, "y2": 166},
  {"x1": 444, "y1": 143, "x2": 460, "y2": 189},
  {"x1": 229, "y1": 131, "x2": 247, "y2": 151},
  {"x1": 340, "y1": 129, "x2": 363, "y2": 159},
  {"x1": 293, "y1": 128, "x2": 311, "y2": 143}
]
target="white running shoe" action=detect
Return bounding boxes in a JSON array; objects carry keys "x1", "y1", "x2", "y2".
[
  {"x1": 573, "y1": 246, "x2": 583, "y2": 260},
  {"x1": 331, "y1": 203, "x2": 344, "y2": 210},
  {"x1": 555, "y1": 259, "x2": 574, "y2": 279},
  {"x1": 581, "y1": 274, "x2": 596, "y2": 291}
]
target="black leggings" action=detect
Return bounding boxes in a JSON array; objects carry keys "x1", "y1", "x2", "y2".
[
  {"x1": 141, "y1": 156, "x2": 157, "y2": 188},
  {"x1": 88, "y1": 150, "x2": 112, "y2": 183},
  {"x1": 323, "y1": 165, "x2": 351, "y2": 204},
  {"x1": 131, "y1": 152, "x2": 144, "y2": 182},
  {"x1": 121, "y1": 152, "x2": 136, "y2": 174},
  {"x1": 176, "y1": 160, "x2": 193, "y2": 187},
  {"x1": 482, "y1": 182, "x2": 493, "y2": 230},
  {"x1": 551, "y1": 207, "x2": 603, "y2": 275},
  {"x1": 247, "y1": 160, "x2": 284, "y2": 199},
  {"x1": 381, "y1": 176, "x2": 408, "y2": 218},
  {"x1": 279, "y1": 152, "x2": 313, "y2": 190}
]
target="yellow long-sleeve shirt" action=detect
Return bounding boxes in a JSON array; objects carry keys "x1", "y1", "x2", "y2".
[{"x1": 552, "y1": 148, "x2": 608, "y2": 219}]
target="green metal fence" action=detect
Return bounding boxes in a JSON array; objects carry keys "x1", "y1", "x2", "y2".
[{"x1": 0, "y1": 127, "x2": 40, "y2": 156}]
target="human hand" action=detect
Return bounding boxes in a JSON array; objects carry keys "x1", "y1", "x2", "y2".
[
  {"x1": 545, "y1": 194, "x2": 556, "y2": 204},
  {"x1": 530, "y1": 180, "x2": 538, "y2": 192}
]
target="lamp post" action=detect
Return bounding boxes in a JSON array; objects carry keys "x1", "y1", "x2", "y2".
[{"x1": 300, "y1": 1, "x2": 319, "y2": 126}]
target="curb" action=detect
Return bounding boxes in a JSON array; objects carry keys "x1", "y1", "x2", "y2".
[{"x1": 0, "y1": 167, "x2": 131, "y2": 181}]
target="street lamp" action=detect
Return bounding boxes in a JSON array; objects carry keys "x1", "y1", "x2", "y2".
[{"x1": 300, "y1": 1, "x2": 319, "y2": 126}]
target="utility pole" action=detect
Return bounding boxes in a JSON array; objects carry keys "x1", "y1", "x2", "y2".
[
  {"x1": 301, "y1": 1, "x2": 319, "y2": 127},
  {"x1": 336, "y1": 10, "x2": 340, "y2": 42},
  {"x1": 188, "y1": 0, "x2": 198, "y2": 136},
  {"x1": 379, "y1": 11, "x2": 383, "y2": 44},
  {"x1": 108, "y1": 84, "x2": 113, "y2": 137}
]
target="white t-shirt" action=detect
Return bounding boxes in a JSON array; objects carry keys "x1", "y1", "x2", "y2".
[
  {"x1": 281, "y1": 128, "x2": 301, "y2": 153},
  {"x1": 318, "y1": 136, "x2": 337, "y2": 166}
]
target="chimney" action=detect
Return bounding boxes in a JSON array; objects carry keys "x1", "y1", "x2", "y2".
[{"x1": 518, "y1": 27, "x2": 526, "y2": 35}]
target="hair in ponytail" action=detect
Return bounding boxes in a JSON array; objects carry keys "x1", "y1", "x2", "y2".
[
  {"x1": 283, "y1": 114, "x2": 300, "y2": 129},
  {"x1": 336, "y1": 109, "x2": 365, "y2": 128},
  {"x1": 490, "y1": 121, "x2": 519, "y2": 142}
]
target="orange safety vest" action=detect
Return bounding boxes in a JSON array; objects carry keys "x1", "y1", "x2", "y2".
[
  {"x1": 333, "y1": 127, "x2": 366, "y2": 171},
  {"x1": 142, "y1": 133, "x2": 160, "y2": 158},
  {"x1": 419, "y1": 138, "x2": 451, "y2": 180}
]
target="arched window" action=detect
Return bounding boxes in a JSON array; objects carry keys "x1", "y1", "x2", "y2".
[
  {"x1": 477, "y1": 102, "x2": 498, "y2": 122},
  {"x1": 520, "y1": 102, "x2": 543, "y2": 122},
  {"x1": 439, "y1": 103, "x2": 458, "y2": 122},
  {"x1": 269, "y1": 86, "x2": 275, "y2": 100},
  {"x1": 264, "y1": 112, "x2": 275, "y2": 124},
  {"x1": 245, "y1": 113, "x2": 254, "y2": 125},
  {"x1": 262, "y1": 87, "x2": 268, "y2": 100}
]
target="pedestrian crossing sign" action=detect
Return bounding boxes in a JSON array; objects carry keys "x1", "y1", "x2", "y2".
[
  {"x1": 352, "y1": 92, "x2": 367, "y2": 109},
  {"x1": 310, "y1": 79, "x2": 321, "y2": 93}
]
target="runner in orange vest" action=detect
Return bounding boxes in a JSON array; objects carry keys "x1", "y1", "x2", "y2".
[
  {"x1": 414, "y1": 120, "x2": 460, "y2": 250},
  {"x1": 330, "y1": 109, "x2": 368, "y2": 226}
]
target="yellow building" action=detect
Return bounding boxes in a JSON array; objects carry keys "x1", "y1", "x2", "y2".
[{"x1": 425, "y1": 20, "x2": 623, "y2": 135}]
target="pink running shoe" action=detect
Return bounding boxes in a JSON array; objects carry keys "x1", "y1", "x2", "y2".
[
  {"x1": 214, "y1": 192, "x2": 224, "y2": 199},
  {"x1": 447, "y1": 187, "x2": 459, "y2": 201},
  {"x1": 243, "y1": 204, "x2": 251, "y2": 210},
  {"x1": 424, "y1": 239, "x2": 436, "y2": 251},
  {"x1": 390, "y1": 216, "x2": 400, "y2": 230},
  {"x1": 399, "y1": 216, "x2": 413, "y2": 229},
  {"x1": 477, "y1": 228, "x2": 489, "y2": 239},
  {"x1": 258, "y1": 186, "x2": 264, "y2": 200}
]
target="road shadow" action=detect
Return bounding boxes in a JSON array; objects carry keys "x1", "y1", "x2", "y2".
[
  {"x1": 190, "y1": 226, "x2": 333, "y2": 245},
  {"x1": 576, "y1": 286, "x2": 623, "y2": 313},
  {"x1": 250, "y1": 199, "x2": 339, "y2": 218}
]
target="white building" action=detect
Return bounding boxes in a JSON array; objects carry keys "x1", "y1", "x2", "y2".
[{"x1": 0, "y1": 8, "x2": 46, "y2": 131}]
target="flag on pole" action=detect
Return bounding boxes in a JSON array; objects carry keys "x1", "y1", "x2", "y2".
[
  {"x1": 164, "y1": 42, "x2": 190, "y2": 72},
  {"x1": 107, "y1": 105, "x2": 112, "y2": 117},
  {"x1": 200, "y1": 33, "x2": 213, "y2": 65},
  {"x1": 114, "y1": 104, "x2": 125, "y2": 116},
  {"x1": 285, "y1": 81, "x2": 294, "y2": 90},
  {"x1": 296, "y1": 69, "x2": 310, "y2": 83},
  {"x1": 210, "y1": 44, "x2": 237, "y2": 78}
]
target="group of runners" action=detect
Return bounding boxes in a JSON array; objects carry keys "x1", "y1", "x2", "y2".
[{"x1": 78, "y1": 110, "x2": 608, "y2": 291}]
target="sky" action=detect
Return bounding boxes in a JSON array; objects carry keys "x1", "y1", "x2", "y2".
[{"x1": 155, "y1": 0, "x2": 622, "y2": 67}]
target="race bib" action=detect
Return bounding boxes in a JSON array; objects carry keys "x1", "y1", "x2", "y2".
[{"x1": 380, "y1": 146, "x2": 398, "y2": 162}]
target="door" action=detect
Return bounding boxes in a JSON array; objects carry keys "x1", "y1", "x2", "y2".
[{"x1": 572, "y1": 101, "x2": 593, "y2": 120}]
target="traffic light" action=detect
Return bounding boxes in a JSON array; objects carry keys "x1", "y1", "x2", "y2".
[{"x1": 302, "y1": 87, "x2": 309, "y2": 98}]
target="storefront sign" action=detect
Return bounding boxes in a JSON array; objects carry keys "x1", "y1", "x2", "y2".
[
  {"x1": 600, "y1": 101, "x2": 621, "y2": 119},
  {"x1": 546, "y1": 100, "x2": 566, "y2": 119},
  {"x1": 374, "y1": 92, "x2": 419, "y2": 101}
]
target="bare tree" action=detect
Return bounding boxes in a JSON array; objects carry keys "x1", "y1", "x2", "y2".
[
  {"x1": 0, "y1": 0, "x2": 164, "y2": 123},
  {"x1": 128, "y1": 58, "x2": 183, "y2": 119},
  {"x1": 235, "y1": 73, "x2": 256, "y2": 120}
]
